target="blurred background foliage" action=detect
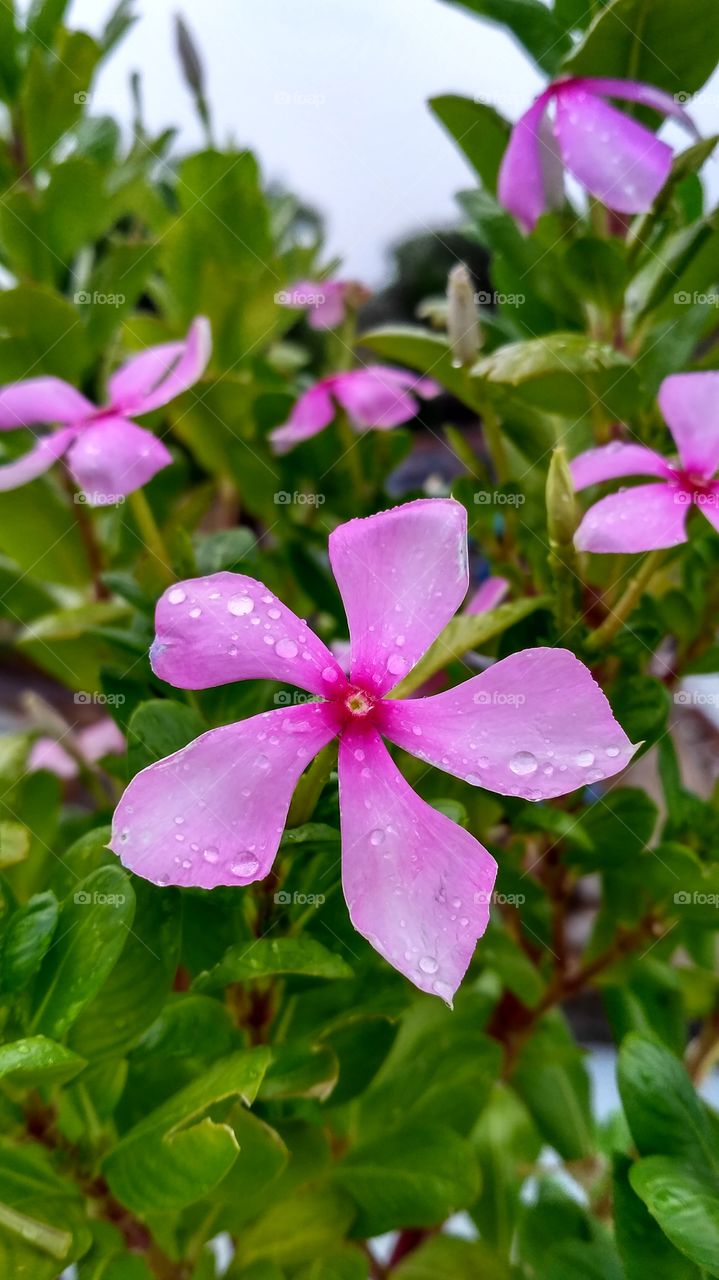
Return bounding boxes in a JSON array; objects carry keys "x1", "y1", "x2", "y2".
[{"x1": 1, "y1": 1, "x2": 719, "y2": 1278}]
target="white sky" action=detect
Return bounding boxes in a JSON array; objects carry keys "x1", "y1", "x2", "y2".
[{"x1": 68, "y1": 0, "x2": 719, "y2": 284}]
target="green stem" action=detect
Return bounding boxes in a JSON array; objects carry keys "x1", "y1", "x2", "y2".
[
  {"x1": 479, "y1": 401, "x2": 508, "y2": 486},
  {"x1": 128, "y1": 489, "x2": 174, "y2": 585},
  {"x1": 337, "y1": 412, "x2": 367, "y2": 501},
  {"x1": 585, "y1": 550, "x2": 665, "y2": 652},
  {"x1": 287, "y1": 741, "x2": 338, "y2": 827}
]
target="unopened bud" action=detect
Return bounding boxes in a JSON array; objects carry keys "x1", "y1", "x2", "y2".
[
  {"x1": 546, "y1": 446, "x2": 577, "y2": 549},
  {"x1": 447, "y1": 263, "x2": 481, "y2": 367},
  {"x1": 175, "y1": 13, "x2": 205, "y2": 98}
]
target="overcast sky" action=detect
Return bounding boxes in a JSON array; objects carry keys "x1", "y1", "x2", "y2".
[{"x1": 68, "y1": 0, "x2": 719, "y2": 284}]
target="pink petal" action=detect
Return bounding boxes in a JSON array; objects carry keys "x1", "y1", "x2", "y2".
[
  {"x1": 269, "y1": 381, "x2": 336, "y2": 454},
  {"x1": 658, "y1": 372, "x2": 719, "y2": 479},
  {"x1": 108, "y1": 317, "x2": 211, "y2": 417},
  {"x1": 77, "y1": 718, "x2": 125, "y2": 763},
  {"x1": 328, "y1": 498, "x2": 469, "y2": 696},
  {"x1": 110, "y1": 703, "x2": 337, "y2": 889},
  {"x1": 29, "y1": 737, "x2": 78, "y2": 779},
  {"x1": 0, "y1": 378, "x2": 93, "y2": 429},
  {"x1": 338, "y1": 726, "x2": 497, "y2": 1002},
  {"x1": 334, "y1": 367, "x2": 437, "y2": 430},
  {"x1": 380, "y1": 648, "x2": 637, "y2": 801},
  {"x1": 66, "y1": 418, "x2": 172, "y2": 502},
  {"x1": 282, "y1": 280, "x2": 347, "y2": 330},
  {"x1": 579, "y1": 78, "x2": 698, "y2": 134},
  {"x1": 570, "y1": 442, "x2": 670, "y2": 491},
  {"x1": 0, "y1": 427, "x2": 76, "y2": 491},
  {"x1": 465, "y1": 576, "x2": 510, "y2": 614},
  {"x1": 696, "y1": 484, "x2": 719, "y2": 535},
  {"x1": 151, "y1": 571, "x2": 346, "y2": 695},
  {"x1": 554, "y1": 85, "x2": 672, "y2": 213},
  {"x1": 498, "y1": 91, "x2": 556, "y2": 232},
  {"x1": 575, "y1": 482, "x2": 689, "y2": 552}
]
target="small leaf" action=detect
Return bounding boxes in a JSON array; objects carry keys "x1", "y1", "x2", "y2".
[
  {"x1": 194, "y1": 938, "x2": 353, "y2": 991},
  {"x1": 0, "y1": 1037, "x2": 86, "y2": 1086}
]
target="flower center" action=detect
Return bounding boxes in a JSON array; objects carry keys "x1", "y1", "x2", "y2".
[{"x1": 343, "y1": 686, "x2": 376, "y2": 718}]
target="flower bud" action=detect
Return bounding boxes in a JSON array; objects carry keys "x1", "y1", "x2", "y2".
[
  {"x1": 546, "y1": 446, "x2": 578, "y2": 549},
  {"x1": 447, "y1": 263, "x2": 481, "y2": 367}
]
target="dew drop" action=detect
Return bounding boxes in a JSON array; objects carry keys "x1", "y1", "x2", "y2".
[
  {"x1": 606, "y1": 745, "x2": 620, "y2": 758},
  {"x1": 369, "y1": 828, "x2": 385, "y2": 846},
  {"x1": 387, "y1": 652, "x2": 407, "y2": 676},
  {"x1": 189, "y1": 606, "x2": 201, "y2": 618},
  {"x1": 419, "y1": 955, "x2": 438, "y2": 974},
  {"x1": 577, "y1": 750, "x2": 595, "y2": 768},
  {"x1": 231, "y1": 853, "x2": 260, "y2": 877},
  {"x1": 203, "y1": 847, "x2": 219, "y2": 863},
  {"x1": 227, "y1": 594, "x2": 254, "y2": 616},
  {"x1": 322, "y1": 666, "x2": 338, "y2": 683},
  {"x1": 509, "y1": 750, "x2": 538, "y2": 776},
  {"x1": 276, "y1": 638, "x2": 298, "y2": 659},
  {"x1": 168, "y1": 587, "x2": 186, "y2": 604}
]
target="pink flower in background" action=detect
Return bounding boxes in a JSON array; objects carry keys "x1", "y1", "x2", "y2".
[
  {"x1": 30, "y1": 717, "x2": 125, "y2": 780},
  {"x1": 270, "y1": 366, "x2": 440, "y2": 454},
  {"x1": 499, "y1": 77, "x2": 697, "y2": 232},
  {"x1": 572, "y1": 372, "x2": 719, "y2": 553},
  {"x1": 466, "y1": 576, "x2": 510, "y2": 615},
  {"x1": 0, "y1": 317, "x2": 211, "y2": 504},
  {"x1": 279, "y1": 279, "x2": 370, "y2": 329},
  {"x1": 111, "y1": 499, "x2": 635, "y2": 1001}
]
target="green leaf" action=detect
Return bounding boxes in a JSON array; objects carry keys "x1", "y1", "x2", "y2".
[
  {"x1": 214, "y1": 1108, "x2": 288, "y2": 1208},
  {"x1": 513, "y1": 1015, "x2": 593, "y2": 1160},
  {"x1": 0, "y1": 821, "x2": 29, "y2": 867},
  {"x1": 440, "y1": 0, "x2": 571, "y2": 74},
  {"x1": 21, "y1": 30, "x2": 100, "y2": 167},
  {"x1": 29, "y1": 866, "x2": 135, "y2": 1040},
  {"x1": 562, "y1": 0, "x2": 719, "y2": 95},
  {"x1": 194, "y1": 937, "x2": 353, "y2": 991},
  {"x1": 569, "y1": 789, "x2": 658, "y2": 869},
  {"x1": 395, "y1": 1235, "x2": 511, "y2": 1279},
  {"x1": 613, "y1": 1153, "x2": 702, "y2": 1280},
  {"x1": 335, "y1": 1124, "x2": 479, "y2": 1235},
  {"x1": 126, "y1": 699, "x2": 205, "y2": 775},
  {"x1": 1, "y1": 891, "x2": 58, "y2": 993},
  {"x1": 471, "y1": 1082, "x2": 541, "y2": 1253},
  {"x1": 471, "y1": 334, "x2": 640, "y2": 420},
  {"x1": 103, "y1": 1047, "x2": 270, "y2": 1213},
  {"x1": 295, "y1": 1248, "x2": 369, "y2": 1280},
  {"x1": 132, "y1": 994, "x2": 237, "y2": 1061},
  {"x1": 392, "y1": 597, "x2": 549, "y2": 696},
  {"x1": 630, "y1": 1158, "x2": 719, "y2": 1276},
  {"x1": 617, "y1": 1034, "x2": 717, "y2": 1169},
  {"x1": 0, "y1": 1037, "x2": 85, "y2": 1085},
  {"x1": 261, "y1": 1043, "x2": 339, "y2": 1101},
  {"x1": 0, "y1": 1, "x2": 20, "y2": 99},
  {"x1": 0, "y1": 1142, "x2": 90, "y2": 1277},
  {"x1": 428, "y1": 95, "x2": 509, "y2": 192},
  {"x1": 233, "y1": 1185, "x2": 355, "y2": 1270}
]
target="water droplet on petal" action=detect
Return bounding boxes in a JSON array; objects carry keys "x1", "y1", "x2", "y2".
[
  {"x1": 276, "y1": 638, "x2": 298, "y2": 659},
  {"x1": 231, "y1": 853, "x2": 260, "y2": 878},
  {"x1": 203, "y1": 848, "x2": 219, "y2": 863},
  {"x1": 509, "y1": 750, "x2": 538, "y2": 776},
  {"x1": 369, "y1": 828, "x2": 384, "y2": 846},
  {"x1": 419, "y1": 955, "x2": 438, "y2": 974},
  {"x1": 168, "y1": 587, "x2": 186, "y2": 605},
  {"x1": 577, "y1": 750, "x2": 595, "y2": 767}
]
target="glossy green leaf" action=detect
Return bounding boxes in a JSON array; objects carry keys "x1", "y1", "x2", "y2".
[
  {"x1": 194, "y1": 937, "x2": 353, "y2": 991},
  {"x1": 0, "y1": 1036, "x2": 85, "y2": 1085}
]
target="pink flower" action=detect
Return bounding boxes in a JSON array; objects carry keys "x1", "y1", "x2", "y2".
[
  {"x1": 572, "y1": 372, "x2": 719, "y2": 553},
  {"x1": 498, "y1": 77, "x2": 697, "y2": 232},
  {"x1": 30, "y1": 717, "x2": 125, "y2": 780},
  {"x1": 270, "y1": 366, "x2": 441, "y2": 455},
  {"x1": 110, "y1": 499, "x2": 635, "y2": 1001},
  {"x1": 466, "y1": 576, "x2": 510, "y2": 615},
  {"x1": 0, "y1": 318, "x2": 211, "y2": 504},
  {"x1": 279, "y1": 279, "x2": 369, "y2": 330}
]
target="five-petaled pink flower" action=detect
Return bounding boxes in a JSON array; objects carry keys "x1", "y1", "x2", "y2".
[
  {"x1": 270, "y1": 366, "x2": 440, "y2": 454},
  {"x1": 0, "y1": 317, "x2": 211, "y2": 504},
  {"x1": 572, "y1": 372, "x2": 719, "y2": 553},
  {"x1": 498, "y1": 77, "x2": 697, "y2": 233},
  {"x1": 279, "y1": 279, "x2": 370, "y2": 330},
  {"x1": 110, "y1": 499, "x2": 636, "y2": 1001}
]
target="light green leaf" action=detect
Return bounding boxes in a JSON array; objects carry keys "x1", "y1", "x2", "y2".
[
  {"x1": 0, "y1": 1037, "x2": 85, "y2": 1085},
  {"x1": 630, "y1": 1158, "x2": 719, "y2": 1277},
  {"x1": 1, "y1": 892, "x2": 59, "y2": 993},
  {"x1": 194, "y1": 937, "x2": 353, "y2": 991},
  {"x1": 562, "y1": 0, "x2": 719, "y2": 95},
  {"x1": 428, "y1": 95, "x2": 509, "y2": 192}
]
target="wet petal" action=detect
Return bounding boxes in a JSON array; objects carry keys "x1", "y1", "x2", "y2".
[
  {"x1": 338, "y1": 726, "x2": 497, "y2": 1002},
  {"x1": 380, "y1": 647, "x2": 637, "y2": 801},
  {"x1": 658, "y1": 372, "x2": 719, "y2": 479},
  {"x1": 498, "y1": 92, "x2": 556, "y2": 232},
  {"x1": 108, "y1": 317, "x2": 211, "y2": 416},
  {"x1": 66, "y1": 418, "x2": 172, "y2": 502},
  {"x1": 328, "y1": 498, "x2": 469, "y2": 695},
  {"x1": 0, "y1": 378, "x2": 92, "y2": 429},
  {"x1": 575, "y1": 482, "x2": 689, "y2": 552},
  {"x1": 570, "y1": 442, "x2": 670, "y2": 491},
  {"x1": 696, "y1": 485, "x2": 719, "y2": 535},
  {"x1": 270, "y1": 382, "x2": 336, "y2": 454},
  {"x1": 554, "y1": 85, "x2": 672, "y2": 212},
  {"x1": 582, "y1": 78, "x2": 698, "y2": 134},
  {"x1": 151, "y1": 570, "x2": 345, "y2": 695},
  {"x1": 0, "y1": 427, "x2": 76, "y2": 491},
  {"x1": 110, "y1": 703, "x2": 337, "y2": 889}
]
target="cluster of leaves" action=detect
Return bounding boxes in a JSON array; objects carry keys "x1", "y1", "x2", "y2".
[{"x1": 0, "y1": 0, "x2": 719, "y2": 1277}]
